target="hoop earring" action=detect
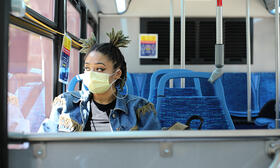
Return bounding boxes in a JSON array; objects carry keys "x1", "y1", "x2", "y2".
[{"x1": 111, "y1": 79, "x2": 128, "y2": 99}]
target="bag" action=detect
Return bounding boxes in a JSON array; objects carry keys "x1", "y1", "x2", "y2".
[{"x1": 167, "y1": 115, "x2": 204, "y2": 130}]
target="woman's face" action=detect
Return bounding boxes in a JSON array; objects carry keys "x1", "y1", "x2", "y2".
[{"x1": 84, "y1": 51, "x2": 121, "y2": 83}]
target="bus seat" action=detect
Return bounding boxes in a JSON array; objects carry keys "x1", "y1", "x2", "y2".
[
  {"x1": 139, "y1": 73, "x2": 152, "y2": 99},
  {"x1": 252, "y1": 73, "x2": 276, "y2": 129},
  {"x1": 258, "y1": 72, "x2": 275, "y2": 109},
  {"x1": 148, "y1": 69, "x2": 193, "y2": 106},
  {"x1": 156, "y1": 71, "x2": 235, "y2": 129},
  {"x1": 254, "y1": 117, "x2": 279, "y2": 129},
  {"x1": 222, "y1": 73, "x2": 259, "y2": 117},
  {"x1": 254, "y1": 117, "x2": 275, "y2": 128},
  {"x1": 67, "y1": 74, "x2": 85, "y2": 92},
  {"x1": 125, "y1": 72, "x2": 137, "y2": 95}
]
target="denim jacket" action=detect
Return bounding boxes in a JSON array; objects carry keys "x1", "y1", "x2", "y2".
[{"x1": 39, "y1": 90, "x2": 161, "y2": 132}]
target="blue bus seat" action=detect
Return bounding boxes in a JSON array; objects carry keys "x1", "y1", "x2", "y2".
[
  {"x1": 156, "y1": 71, "x2": 235, "y2": 129},
  {"x1": 148, "y1": 69, "x2": 193, "y2": 106},
  {"x1": 221, "y1": 73, "x2": 259, "y2": 117},
  {"x1": 254, "y1": 117, "x2": 279, "y2": 129},
  {"x1": 125, "y1": 72, "x2": 137, "y2": 95},
  {"x1": 258, "y1": 73, "x2": 275, "y2": 109},
  {"x1": 67, "y1": 74, "x2": 86, "y2": 92},
  {"x1": 139, "y1": 73, "x2": 153, "y2": 99}
]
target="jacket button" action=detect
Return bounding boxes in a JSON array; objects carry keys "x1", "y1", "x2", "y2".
[{"x1": 112, "y1": 114, "x2": 116, "y2": 118}]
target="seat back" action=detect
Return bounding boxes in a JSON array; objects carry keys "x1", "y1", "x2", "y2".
[
  {"x1": 156, "y1": 71, "x2": 235, "y2": 129},
  {"x1": 258, "y1": 72, "x2": 275, "y2": 109},
  {"x1": 125, "y1": 72, "x2": 137, "y2": 95},
  {"x1": 148, "y1": 69, "x2": 193, "y2": 105},
  {"x1": 221, "y1": 73, "x2": 259, "y2": 117},
  {"x1": 67, "y1": 74, "x2": 85, "y2": 92}
]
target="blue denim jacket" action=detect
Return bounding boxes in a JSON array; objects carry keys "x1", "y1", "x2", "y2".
[{"x1": 39, "y1": 90, "x2": 161, "y2": 132}]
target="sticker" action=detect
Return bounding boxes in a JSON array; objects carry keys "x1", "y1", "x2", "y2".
[
  {"x1": 139, "y1": 34, "x2": 158, "y2": 59},
  {"x1": 59, "y1": 34, "x2": 72, "y2": 84}
]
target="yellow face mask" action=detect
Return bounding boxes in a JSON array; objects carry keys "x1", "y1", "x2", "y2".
[{"x1": 83, "y1": 71, "x2": 117, "y2": 94}]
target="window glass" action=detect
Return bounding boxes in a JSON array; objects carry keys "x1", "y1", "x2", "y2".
[
  {"x1": 67, "y1": 0, "x2": 81, "y2": 37},
  {"x1": 67, "y1": 49, "x2": 80, "y2": 91},
  {"x1": 8, "y1": 25, "x2": 53, "y2": 133},
  {"x1": 26, "y1": 0, "x2": 55, "y2": 21},
  {"x1": 87, "y1": 23, "x2": 94, "y2": 38}
]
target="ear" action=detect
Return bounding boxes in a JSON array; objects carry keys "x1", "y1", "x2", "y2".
[{"x1": 114, "y1": 69, "x2": 122, "y2": 80}]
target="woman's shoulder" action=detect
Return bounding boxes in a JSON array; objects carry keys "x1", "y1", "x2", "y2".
[
  {"x1": 121, "y1": 94, "x2": 155, "y2": 112},
  {"x1": 125, "y1": 94, "x2": 150, "y2": 104}
]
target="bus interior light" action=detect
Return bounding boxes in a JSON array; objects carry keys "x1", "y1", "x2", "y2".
[{"x1": 115, "y1": 0, "x2": 126, "y2": 13}]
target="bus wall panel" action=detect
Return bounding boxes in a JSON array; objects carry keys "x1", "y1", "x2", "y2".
[{"x1": 9, "y1": 140, "x2": 272, "y2": 168}]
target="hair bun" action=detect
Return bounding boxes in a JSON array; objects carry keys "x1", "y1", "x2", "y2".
[
  {"x1": 79, "y1": 32, "x2": 96, "y2": 54},
  {"x1": 106, "y1": 28, "x2": 130, "y2": 48}
]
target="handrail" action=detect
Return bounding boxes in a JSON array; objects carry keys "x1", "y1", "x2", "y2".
[
  {"x1": 275, "y1": 0, "x2": 279, "y2": 129},
  {"x1": 246, "y1": 0, "x2": 252, "y2": 122},
  {"x1": 180, "y1": 0, "x2": 186, "y2": 88},
  {"x1": 169, "y1": 0, "x2": 174, "y2": 88},
  {"x1": 8, "y1": 130, "x2": 280, "y2": 142}
]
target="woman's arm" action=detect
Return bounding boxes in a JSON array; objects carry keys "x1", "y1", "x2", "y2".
[{"x1": 38, "y1": 95, "x2": 65, "y2": 133}]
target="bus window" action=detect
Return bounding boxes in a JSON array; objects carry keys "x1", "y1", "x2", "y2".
[
  {"x1": 87, "y1": 23, "x2": 93, "y2": 38},
  {"x1": 67, "y1": 0, "x2": 81, "y2": 38},
  {"x1": 66, "y1": 49, "x2": 80, "y2": 91},
  {"x1": 8, "y1": 25, "x2": 53, "y2": 133},
  {"x1": 25, "y1": 0, "x2": 55, "y2": 22}
]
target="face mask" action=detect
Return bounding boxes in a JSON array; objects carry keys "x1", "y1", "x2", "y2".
[{"x1": 83, "y1": 71, "x2": 117, "y2": 94}]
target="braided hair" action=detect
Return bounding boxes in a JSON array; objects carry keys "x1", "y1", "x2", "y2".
[{"x1": 80, "y1": 29, "x2": 130, "y2": 90}]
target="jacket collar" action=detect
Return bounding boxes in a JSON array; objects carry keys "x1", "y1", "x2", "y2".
[
  {"x1": 114, "y1": 92, "x2": 128, "y2": 114},
  {"x1": 70, "y1": 91, "x2": 92, "y2": 104}
]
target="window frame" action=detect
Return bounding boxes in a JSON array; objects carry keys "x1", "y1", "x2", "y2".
[
  {"x1": 66, "y1": 0, "x2": 86, "y2": 42},
  {"x1": 87, "y1": 10, "x2": 97, "y2": 38},
  {"x1": 1, "y1": 0, "x2": 10, "y2": 167},
  {"x1": 25, "y1": 1, "x2": 57, "y2": 29}
]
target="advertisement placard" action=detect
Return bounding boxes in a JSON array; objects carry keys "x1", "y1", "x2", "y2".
[
  {"x1": 58, "y1": 34, "x2": 72, "y2": 84},
  {"x1": 139, "y1": 34, "x2": 158, "y2": 59}
]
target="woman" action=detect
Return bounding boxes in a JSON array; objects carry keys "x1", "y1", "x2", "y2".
[{"x1": 39, "y1": 29, "x2": 161, "y2": 132}]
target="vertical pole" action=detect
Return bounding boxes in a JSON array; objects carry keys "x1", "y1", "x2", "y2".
[
  {"x1": 208, "y1": 0, "x2": 224, "y2": 83},
  {"x1": 180, "y1": 0, "x2": 186, "y2": 88},
  {"x1": 275, "y1": 0, "x2": 279, "y2": 129},
  {"x1": 169, "y1": 0, "x2": 174, "y2": 88},
  {"x1": 246, "y1": 0, "x2": 252, "y2": 122},
  {"x1": 0, "y1": 0, "x2": 10, "y2": 167},
  {"x1": 216, "y1": 0, "x2": 223, "y2": 44}
]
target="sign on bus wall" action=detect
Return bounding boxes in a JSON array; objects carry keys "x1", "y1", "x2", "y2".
[
  {"x1": 59, "y1": 34, "x2": 72, "y2": 84},
  {"x1": 139, "y1": 34, "x2": 158, "y2": 59}
]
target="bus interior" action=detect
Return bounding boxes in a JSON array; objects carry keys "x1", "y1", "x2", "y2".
[{"x1": 2, "y1": 0, "x2": 280, "y2": 167}]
